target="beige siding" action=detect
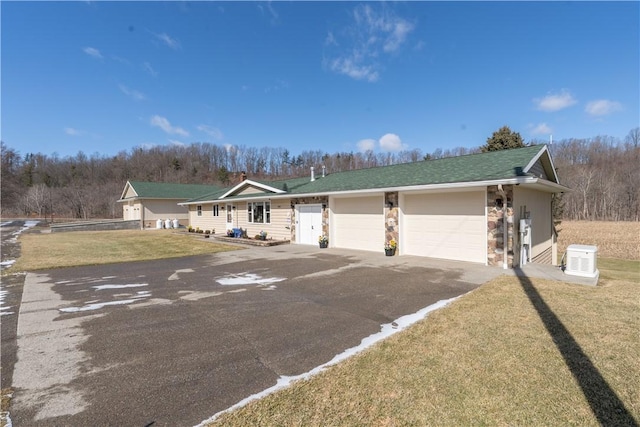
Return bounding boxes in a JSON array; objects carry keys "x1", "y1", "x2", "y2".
[
  {"x1": 123, "y1": 186, "x2": 137, "y2": 199},
  {"x1": 513, "y1": 186, "x2": 553, "y2": 262},
  {"x1": 122, "y1": 201, "x2": 142, "y2": 221},
  {"x1": 189, "y1": 199, "x2": 292, "y2": 241},
  {"x1": 238, "y1": 186, "x2": 267, "y2": 195},
  {"x1": 188, "y1": 203, "x2": 228, "y2": 233},
  {"x1": 137, "y1": 199, "x2": 188, "y2": 228}
]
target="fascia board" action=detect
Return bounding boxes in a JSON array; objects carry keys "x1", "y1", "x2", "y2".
[
  {"x1": 119, "y1": 181, "x2": 137, "y2": 201},
  {"x1": 523, "y1": 145, "x2": 560, "y2": 184},
  {"x1": 218, "y1": 179, "x2": 286, "y2": 199}
]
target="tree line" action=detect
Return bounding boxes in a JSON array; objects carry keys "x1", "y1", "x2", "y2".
[{"x1": 1, "y1": 127, "x2": 638, "y2": 221}]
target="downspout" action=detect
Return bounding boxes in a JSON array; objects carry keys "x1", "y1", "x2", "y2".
[{"x1": 497, "y1": 184, "x2": 508, "y2": 270}]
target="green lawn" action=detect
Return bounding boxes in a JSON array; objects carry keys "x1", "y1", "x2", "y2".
[{"x1": 9, "y1": 229, "x2": 240, "y2": 272}]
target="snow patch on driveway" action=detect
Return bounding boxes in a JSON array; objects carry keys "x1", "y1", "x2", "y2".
[
  {"x1": 216, "y1": 273, "x2": 286, "y2": 286},
  {"x1": 59, "y1": 291, "x2": 150, "y2": 312},
  {"x1": 168, "y1": 268, "x2": 194, "y2": 281},
  {"x1": 1, "y1": 220, "x2": 40, "y2": 272},
  {"x1": 0, "y1": 288, "x2": 14, "y2": 316},
  {"x1": 92, "y1": 283, "x2": 148, "y2": 291}
]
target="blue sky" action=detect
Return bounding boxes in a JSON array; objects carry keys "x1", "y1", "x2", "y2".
[{"x1": 2, "y1": 1, "x2": 639, "y2": 158}]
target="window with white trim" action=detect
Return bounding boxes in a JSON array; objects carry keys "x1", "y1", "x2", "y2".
[
  {"x1": 197, "y1": 205, "x2": 202, "y2": 216},
  {"x1": 213, "y1": 204, "x2": 219, "y2": 217},
  {"x1": 247, "y1": 201, "x2": 270, "y2": 224}
]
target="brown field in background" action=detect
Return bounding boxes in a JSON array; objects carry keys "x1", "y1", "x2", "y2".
[{"x1": 557, "y1": 221, "x2": 640, "y2": 261}]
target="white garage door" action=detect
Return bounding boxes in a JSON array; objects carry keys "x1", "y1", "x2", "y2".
[
  {"x1": 402, "y1": 191, "x2": 486, "y2": 263},
  {"x1": 332, "y1": 196, "x2": 383, "y2": 252}
]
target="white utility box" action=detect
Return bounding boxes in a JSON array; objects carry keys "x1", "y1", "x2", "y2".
[{"x1": 565, "y1": 244, "x2": 599, "y2": 278}]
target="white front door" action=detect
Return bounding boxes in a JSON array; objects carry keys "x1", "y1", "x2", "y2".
[
  {"x1": 226, "y1": 204, "x2": 234, "y2": 230},
  {"x1": 297, "y1": 204, "x2": 323, "y2": 245}
]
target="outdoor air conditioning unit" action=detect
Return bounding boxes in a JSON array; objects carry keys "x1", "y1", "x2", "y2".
[{"x1": 565, "y1": 244, "x2": 599, "y2": 278}]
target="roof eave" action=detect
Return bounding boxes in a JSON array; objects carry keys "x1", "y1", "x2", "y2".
[{"x1": 179, "y1": 177, "x2": 567, "y2": 204}]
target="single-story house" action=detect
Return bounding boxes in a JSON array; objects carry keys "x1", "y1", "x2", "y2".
[
  {"x1": 180, "y1": 145, "x2": 568, "y2": 268},
  {"x1": 118, "y1": 181, "x2": 220, "y2": 229}
]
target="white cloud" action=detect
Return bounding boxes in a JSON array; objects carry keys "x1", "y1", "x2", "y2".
[
  {"x1": 585, "y1": 99, "x2": 622, "y2": 116},
  {"x1": 118, "y1": 84, "x2": 145, "y2": 101},
  {"x1": 83, "y1": 47, "x2": 103, "y2": 59},
  {"x1": 154, "y1": 32, "x2": 180, "y2": 49},
  {"x1": 325, "y1": 31, "x2": 337, "y2": 46},
  {"x1": 325, "y1": 4, "x2": 414, "y2": 82},
  {"x1": 197, "y1": 125, "x2": 224, "y2": 140},
  {"x1": 329, "y1": 58, "x2": 379, "y2": 83},
  {"x1": 379, "y1": 133, "x2": 405, "y2": 152},
  {"x1": 529, "y1": 123, "x2": 553, "y2": 135},
  {"x1": 357, "y1": 139, "x2": 377, "y2": 152},
  {"x1": 64, "y1": 127, "x2": 84, "y2": 136},
  {"x1": 143, "y1": 62, "x2": 158, "y2": 77},
  {"x1": 150, "y1": 115, "x2": 189, "y2": 137},
  {"x1": 382, "y1": 19, "x2": 414, "y2": 53},
  {"x1": 168, "y1": 139, "x2": 186, "y2": 147},
  {"x1": 257, "y1": 2, "x2": 279, "y2": 24},
  {"x1": 534, "y1": 90, "x2": 577, "y2": 112}
]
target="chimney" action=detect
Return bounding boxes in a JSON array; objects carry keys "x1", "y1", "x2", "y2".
[
  {"x1": 322, "y1": 165, "x2": 326, "y2": 178},
  {"x1": 310, "y1": 167, "x2": 315, "y2": 182},
  {"x1": 241, "y1": 171, "x2": 247, "y2": 181}
]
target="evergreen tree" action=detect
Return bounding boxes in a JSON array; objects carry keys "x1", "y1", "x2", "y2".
[{"x1": 482, "y1": 126, "x2": 525, "y2": 152}]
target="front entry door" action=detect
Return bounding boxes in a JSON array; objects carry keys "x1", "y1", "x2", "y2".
[{"x1": 297, "y1": 204, "x2": 323, "y2": 245}]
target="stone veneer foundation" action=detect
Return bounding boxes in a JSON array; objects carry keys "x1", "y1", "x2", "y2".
[{"x1": 487, "y1": 185, "x2": 514, "y2": 267}]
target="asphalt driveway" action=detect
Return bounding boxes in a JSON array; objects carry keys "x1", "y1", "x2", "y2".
[{"x1": 8, "y1": 242, "x2": 502, "y2": 426}]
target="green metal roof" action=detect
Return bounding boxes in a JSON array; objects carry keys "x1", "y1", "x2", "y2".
[
  {"x1": 123, "y1": 181, "x2": 221, "y2": 200},
  {"x1": 185, "y1": 145, "x2": 558, "y2": 203}
]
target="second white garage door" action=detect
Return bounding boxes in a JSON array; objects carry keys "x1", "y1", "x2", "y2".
[
  {"x1": 332, "y1": 196, "x2": 383, "y2": 252},
  {"x1": 402, "y1": 191, "x2": 486, "y2": 263}
]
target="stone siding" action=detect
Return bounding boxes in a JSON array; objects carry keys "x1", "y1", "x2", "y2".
[
  {"x1": 290, "y1": 196, "x2": 329, "y2": 243},
  {"x1": 487, "y1": 185, "x2": 514, "y2": 267},
  {"x1": 384, "y1": 192, "x2": 399, "y2": 255}
]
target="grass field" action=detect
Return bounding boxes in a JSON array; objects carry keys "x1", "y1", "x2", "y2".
[
  {"x1": 8, "y1": 229, "x2": 239, "y2": 272},
  {"x1": 556, "y1": 220, "x2": 640, "y2": 261},
  {"x1": 208, "y1": 221, "x2": 640, "y2": 426}
]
